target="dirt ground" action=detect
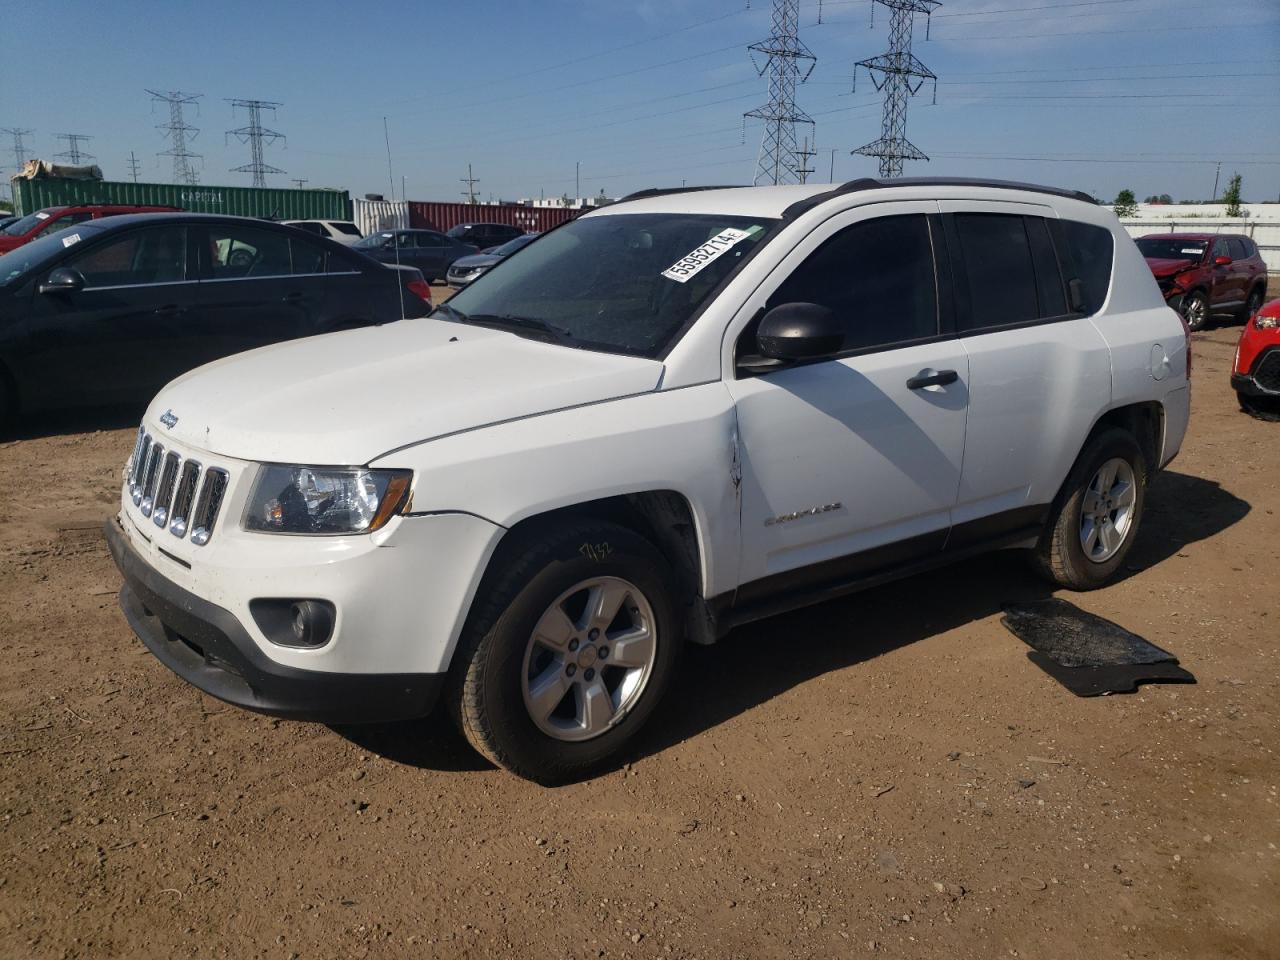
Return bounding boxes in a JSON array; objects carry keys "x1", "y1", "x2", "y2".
[{"x1": 1, "y1": 319, "x2": 1277, "y2": 960}]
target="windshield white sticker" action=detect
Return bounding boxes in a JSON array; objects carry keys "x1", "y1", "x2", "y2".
[
  {"x1": 662, "y1": 227, "x2": 753, "y2": 283},
  {"x1": 61, "y1": 233, "x2": 81, "y2": 248},
  {"x1": 35, "y1": 212, "x2": 50, "y2": 220}
]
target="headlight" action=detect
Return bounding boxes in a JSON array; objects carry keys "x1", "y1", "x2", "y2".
[
  {"x1": 1256, "y1": 315, "x2": 1279, "y2": 330},
  {"x1": 244, "y1": 465, "x2": 412, "y2": 535}
]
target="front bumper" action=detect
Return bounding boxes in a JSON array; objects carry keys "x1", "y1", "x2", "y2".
[
  {"x1": 106, "y1": 517, "x2": 444, "y2": 722},
  {"x1": 446, "y1": 271, "x2": 482, "y2": 288},
  {"x1": 1233, "y1": 347, "x2": 1280, "y2": 397}
]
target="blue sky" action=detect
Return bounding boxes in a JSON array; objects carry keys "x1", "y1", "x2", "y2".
[{"x1": 2, "y1": 0, "x2": 1278, "y2": 203}]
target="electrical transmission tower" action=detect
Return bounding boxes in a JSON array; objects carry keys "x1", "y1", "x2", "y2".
[
  {"x1": 2, "y1": 128, "x2": 34, "y2": 171},
  {"x1": 291, "y1": 178, "x2": 309, "y2": 189},
  {"x1": 460, "y1": 163, "x2": 479, "y2": 204},
  {"x1": 852, "y1": 0, "x2": 940, "y2": 179},
  {"x1": 55, "y1": 133, "x2": 94, "y2": 165},
  {"x1": 226, "y1": 99, "x2": 285, "y2": 187},
  {"x1": 148, "y1": 89, "x2": 203, "y2": 185},
  {"x1": 744, "y1": 0, "x2": 816, "y2": 186}
]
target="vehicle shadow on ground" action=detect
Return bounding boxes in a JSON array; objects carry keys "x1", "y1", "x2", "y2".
[
  {"x1": 5, "y1": 404, "x2": 146, "y2": 441},
  {"x1": 336, "y1": 470, "x2": 1249, "y2": 779}
]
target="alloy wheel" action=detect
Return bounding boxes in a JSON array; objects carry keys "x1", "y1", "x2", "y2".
[{"x1": 1079, "y1": 457, "x2": 1137, "y2": 563}]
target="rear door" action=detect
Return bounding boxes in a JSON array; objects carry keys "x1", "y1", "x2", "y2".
[
  {"x1": 413, "y1": 230, "x2": 452, "y2": 280},
  {"x1": 186, "y1": 221, "x2": 326, "y2": 367},
  {"x1": 939, "y1": 203, "x2": 1112, "y2": 541},
  {"x1": 1209, "y1": 237, "x2": 1239, "y2": 307},
  {"x1": 22, "y1": 222, "x2": 199, "y2": 405}
]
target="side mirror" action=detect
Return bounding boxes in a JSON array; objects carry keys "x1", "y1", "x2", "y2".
[
  {"x1": 39, "y1": 267, "x2": 85, "y2": 295},
  {"x1": 1213, "y1": 255, "x2": 1232, "y2": 266},
  {"x1": 757, "y1": 302, "x2": 844, "y2": 361}
]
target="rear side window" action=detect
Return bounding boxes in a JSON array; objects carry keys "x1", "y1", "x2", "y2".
[
  {"x1": 768, "y1": 213, "x2": 938, "y2": 351},
  {"x1": 952, "y1": 213, "x2": 1040, "y2": 330},
  {"x1": 1227, "y1": 238, "x2": 1248, "y2": 260},
  {"x1": 1059, "y1": 220, "x2": 1114, "y2": 315},
  {"x1": 333, "y1": 222, "x2": 361, "y2": 236}
]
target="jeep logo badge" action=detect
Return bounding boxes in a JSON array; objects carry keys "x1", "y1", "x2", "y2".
[{"x1": 159, "y1": 410, "x2": 179, "y2": 429}]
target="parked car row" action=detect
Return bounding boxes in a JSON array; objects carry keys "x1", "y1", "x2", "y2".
[
  {"x1": 0, "y1": 212, "x2": 433, "y2": 424},
  {"x1": 1137, "y1": 232, "x2": 1268, "y2": 331}
]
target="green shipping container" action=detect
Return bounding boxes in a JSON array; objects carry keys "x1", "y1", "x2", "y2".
[{"x1": 9, "y1": 177, "x2": 351, "y2": 221}]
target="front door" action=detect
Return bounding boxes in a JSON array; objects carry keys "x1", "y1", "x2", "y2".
[
  {"x1": 726, "y1": 204, "x2": 968, "y2": 599},
  {"x1": 22, "y1": 222, "x2": 199, "y2": 407}
]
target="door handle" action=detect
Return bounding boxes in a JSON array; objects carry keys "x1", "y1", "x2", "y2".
[
  {"x1": 906, "y1": 369, "x2": 958, "y2": 390},
  {"x1": 153, "y1": 304, "x2": 186, "y2": 317},
  {"x1": 282, "y1": 291, "x2": 306, "y2": 303}
]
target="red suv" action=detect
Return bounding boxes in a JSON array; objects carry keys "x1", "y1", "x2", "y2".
[
  {"x1": 1232, "y1": 297, "x2": 1280, "y2": 420},
  {"x1": 1135, "y1": 233, "x2": 1267, "y2": 331},
  {"x1": 0, "y1": 204, "x2": 180, "y2": 254}
]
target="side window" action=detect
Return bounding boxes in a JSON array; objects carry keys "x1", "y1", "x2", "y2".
[
  {"x1": 289, "y1": 238, "x2": 326, "y2": 275},
  {"x1": 767, "y1": 214, "x2": 938, "y2": 352},
  {"x1": 1212, "y1": 238, "x2": 1230, "y2": 259},
  {"x1": 1060, "y1": 220, "x2": 1114, "y2": 315},
  {"x1": 1025, "y1": 217, "x2": 1068, "y2": 318},
  {"x1": 205, "y1": 225, "x2": 293, "y2": 278},
  {"x1": 952, "y1": 213, "x2": 1039, "y2": 330},
  {"x1": 417, "y1": 232, "x2": 447, "y2": 248},
  {"x1": 36, "y1": 212, "x2": 93, "y2": 238},
  {"x1": 1226, "y1": 238, "x2": 1248, "y2": 260},
  {"x1": 67, "y1": 226, "x2": 187, "y2": 287}
]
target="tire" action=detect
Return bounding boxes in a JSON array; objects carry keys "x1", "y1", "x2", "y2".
[
  {"x1": 447, "y1": 519, "x2": 682, "y2": 784},
  {"x1": 1239, "y1": 391, "x2": 1280, "y2": 422},
  {"x1": 1181, "y1": 290, "x2": 1210, "y2": 331},
  {"x1": 1034, "y1": 428, "x2": 1148, "y2": 590},
  {"x1": 1241, "y1": 286, "x2": 1265, "y2": 322}
]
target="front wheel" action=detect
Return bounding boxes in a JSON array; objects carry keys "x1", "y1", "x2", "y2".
[
  {"x1": 1181, "y1": 290, "x2": 1210, "y2": 331},
  {"x1": 1034, "y1": 428, "x2": 1147, "y2": 590},
  {"x1": 448, "y1": 520, "x2": 682, "y2": 784}
]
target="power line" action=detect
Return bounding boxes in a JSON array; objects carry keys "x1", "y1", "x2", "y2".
[
  {"x1": 55, "y1": 133, "x2": 94, "y2": 165},
  {"x1": 1, "y1": 128, "x2": 34, "y2": 169},
  {"x1": 148, "y1": 89, "x2": 203, "y2": 185},
  {"x1": 853, "y1": 0, "x2": 941, "y2": 179},
  {"x1": 226, "y1": 99, "x2": 285, "y2": 187}
]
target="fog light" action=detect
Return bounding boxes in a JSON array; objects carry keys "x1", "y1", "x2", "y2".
[{"x1": 249, "y1": 598, "x2": 336, "y2": 649}]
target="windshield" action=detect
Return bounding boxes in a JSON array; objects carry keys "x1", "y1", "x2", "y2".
[
  {"x1": 3, "y1": 211, "x2": 55, "y2": 237},
  {"x1": 440, "y1": 212, "x2": 776, "y2": 357},
  {"x1": 1137, "y1": 238, "x2": 1206, "y2": 261},
  {"x1": 0, "y1": 229, "x2": 94, "y2": 285},
  {"x1": 492, "y1": 234, "x2": 536, "y2": 256}
]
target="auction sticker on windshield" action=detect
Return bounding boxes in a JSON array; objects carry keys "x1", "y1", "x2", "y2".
[{"x1": 662, "y1": 228, "x2": 753, "y2": 283}]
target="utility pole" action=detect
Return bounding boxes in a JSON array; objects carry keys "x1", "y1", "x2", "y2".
[
  {"x1": 1212, "y1": 161, "x2": 1221, "y2": 201},
  {"x1": 575, "y1": 161, "x2": 580, "y2": 202},
  {"x1": 853, "y1": 0, "x2": 940, "y2": 179},
  {"x1": 829, "y1": 147, "x2": 837, "y2": 182},
  {"x1": 1, "y1": 128, "x2": 34, "y2": 170},
  {"x1": 461, "y1": 163, "x2": 479, "y2": 204},
  {"x1": 795, "y1": 135, "x2": 816, "y2": 184},
  {"x1": 291, "y1": 178, "x2": 308, "y2": 189},
  {"x1": 148, "y1": 90, "x2": 202, "y2": 185},
  {"x1": 226, "y1": 99, "x2": 285, "y2": 187},
  {"x1": 744, "y1": 0, "x2": 816, "y2": 186},
  {"x1": 127, "y1": 151, "x2": 142, "y2": 183},
  {"x1": 55, "y1": 133, "x2": 94, "y2": 165}
]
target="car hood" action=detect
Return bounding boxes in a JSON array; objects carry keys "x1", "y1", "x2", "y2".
[
  {"x1": 147, "y1": 319, "x2": 665, "y2": 465},
  {"x1": 1145, "y1": 256, "x2": 1198, "y2": 277},
  {"x1": 450, "y1": 252, "x2": 503, "y2": 270}
]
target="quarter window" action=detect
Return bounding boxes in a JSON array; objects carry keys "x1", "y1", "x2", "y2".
[
  {"x1": 1059, "y1": 220, "x2": 1114, "y2": 315},
  {"x1": 67, "y1": 226, "x2": 187, "y2": 287},
  {"x1": 767, "y1": 214, "x2": 939, "y2": 352}
]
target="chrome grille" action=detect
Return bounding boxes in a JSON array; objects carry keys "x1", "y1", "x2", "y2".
[{"x1": 124, "y1": 424, "x2": 229, "y2": 545}]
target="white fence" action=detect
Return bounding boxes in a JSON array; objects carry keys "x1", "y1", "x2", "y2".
[
  {"x1": 1120, "y1": 220, "x2": 1280, "y2": 273},
  {"x1": 352, "y1": 198, "x2": 409, "y2": 236}
]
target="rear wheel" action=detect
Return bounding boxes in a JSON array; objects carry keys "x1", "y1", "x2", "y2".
[
  {"x1": 1181, "y1": 290, "x2": 1210, "y2": 331},
  {"x1": 448, "y1": 519, "x2": 682, "y2": 784},
  {"x1": 1035, "y1": 428, "x2": 1147, "y2": 590},
  {"x1": 1242, "y1": 286, "x2": 1265, "y2": 322}
]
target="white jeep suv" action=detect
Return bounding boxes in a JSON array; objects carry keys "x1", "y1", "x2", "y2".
[{"x1": 107, "y1": 178, "x2": 1190, "y2": 783}]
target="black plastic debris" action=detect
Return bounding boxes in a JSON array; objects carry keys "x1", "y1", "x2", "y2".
[{"x1": 1001, "y1": 598, "x2": 1195, "y2": 697}]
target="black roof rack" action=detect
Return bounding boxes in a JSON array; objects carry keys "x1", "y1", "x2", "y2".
[
  {"x1": 782, "y1": 177, "x2": 1098, "y2": 220},
  {"x1": 617, "y1": 185, "x2": 748, "y2": 203}
]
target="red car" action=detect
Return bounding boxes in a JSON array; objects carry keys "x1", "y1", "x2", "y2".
[
  {"x1": 1232, "y1": 297, "x2": 1280, "y2": 420},
  {"x1": 1135, "y1": 233, "x2": 1267, "y2": 331},
  {"x1": 0, "y1": 204, "x2": 180, "y2": 254}
]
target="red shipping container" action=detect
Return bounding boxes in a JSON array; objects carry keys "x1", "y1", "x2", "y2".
[{"x1": 408, "y1": 201, "x2": 580, "y2": 235}]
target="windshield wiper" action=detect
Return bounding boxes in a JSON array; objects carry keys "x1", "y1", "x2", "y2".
[
  {"x1": 464, "y1": 313, "x2": 574, "y2": 344},
  {"x1": 432, "y1": 301, "x2": 467, "y2": 323}
]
